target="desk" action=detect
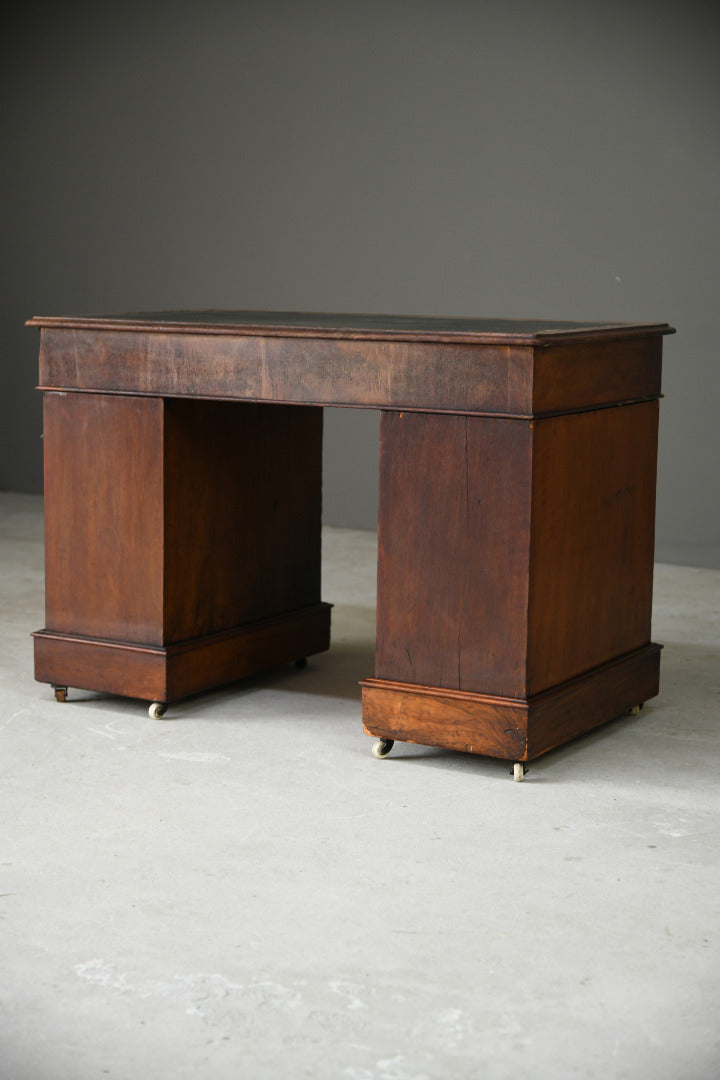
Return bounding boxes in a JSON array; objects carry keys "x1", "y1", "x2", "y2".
[{"x1": 28, "y1": 311, "x2": 674, "y2": 774}]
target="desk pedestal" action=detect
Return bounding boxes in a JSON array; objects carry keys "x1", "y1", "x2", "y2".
[
  {"x1": 33, "y1": 393, "x2": 331, "y2": 705},
  {"x1": 362, "y1": 404, "x2": 660, "y2": 761}
]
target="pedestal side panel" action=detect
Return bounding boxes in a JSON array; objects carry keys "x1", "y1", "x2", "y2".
[
  {"x1": 375, "y1": 412, "x2": 533, "y2": 697},
  {"x1": 528, "y1": 401, "x2": 659, "y2": 694},
  {"x1": 43, "y1": 392, "x2": 165, "y2": 644}
]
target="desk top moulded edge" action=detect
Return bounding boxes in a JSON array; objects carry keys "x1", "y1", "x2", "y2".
[{"x1": 26, "y1": 311, "x2": 675, "y2": 346}]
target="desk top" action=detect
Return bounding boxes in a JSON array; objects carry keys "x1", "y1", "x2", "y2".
[
  {"x1": 27, "y1": 310, "x2": 674, "y2": 346},
  {"x1": 30, "y1": 310, "x2": 673, "y2": 418}
]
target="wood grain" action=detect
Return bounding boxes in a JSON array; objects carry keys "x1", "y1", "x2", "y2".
[
  {"x1": 527, "y1": 401, "x2": 659, "y2": 694},
  {"x1": 375, "y1": 411, "x2": 533, "y2": 697},
  {"x1": 526, "y1": 644, "x2": 661, "y2": 759},
  {"x1": 34, "y1": 603, "x2": 331, "y2": 704},
  {"x1": 162, "y1": 399, "x2": 323, "y2": 642},
  {"x1": 362, "y1": 645, "x2": 660, "y2": 762},
  {"x1": 38, "y1": 328, "x2": 534, "y2": 416},
  {"x1": 38, "y1": 393, "x2": 329, "y2": 702},
  {"x1": 361, "y1": 678, "x2": 528, "y2": 759},
  {"x1": 532, "y1": 336, "x2": 663, "y2": 414},
  {"x1": 43, "y1": 392, "x2": 165, "y2": 644},
  {"x1": 34, "y1": 315, "x2": 671, "y2": 417}
]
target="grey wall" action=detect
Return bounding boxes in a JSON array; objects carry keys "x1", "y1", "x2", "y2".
[{"x1": 2, "y1": 0, "x2": 718, "y2": 563}]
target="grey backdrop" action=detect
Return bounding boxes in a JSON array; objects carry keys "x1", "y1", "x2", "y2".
[{"x1": 2, "y1": 0, "x2": 718, "y2": 566}]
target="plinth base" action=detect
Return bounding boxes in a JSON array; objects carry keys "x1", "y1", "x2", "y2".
[
  {"x1": 361, "y1": 644, "x2": 661, "y2": 762},
  {"x1": 34, "y1": 603, "x2": 332, "y2": 706}
]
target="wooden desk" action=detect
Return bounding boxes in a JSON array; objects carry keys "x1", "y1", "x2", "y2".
[{"x1": 28, "y1": 311, "x2": 674, "y2": 776}]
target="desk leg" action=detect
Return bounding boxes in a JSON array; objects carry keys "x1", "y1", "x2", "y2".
[
  {"x1": 362, "y1": 407, "x2": 661, "y2": 764},
  {"x1": 34, "y1": 393, "x2": 330, "y2": 708}
]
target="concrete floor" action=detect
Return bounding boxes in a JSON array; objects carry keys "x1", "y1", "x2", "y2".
[{"x1": 1, "y1": 491, "x2": 718, "y2": 1080}]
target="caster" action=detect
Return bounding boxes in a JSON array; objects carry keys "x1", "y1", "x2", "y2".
[
  {"x1": 295, "y1": 657, "x2": 308, "y2": 669},
  {"x1": 53, "y1": 686, "x2": 68, "y2": 703},
  {"x1": 372, "y1": 738, "x2": 394, "y2": 759},
  {"x1": 148, "y1": 702, "x2": 168, "y2": 720},
  {"x1": 628, "y1": 703, "x2": 644, "y2": 716},
  {"x1": 512, "y1": 762, "x2": 526, "y2": 782}
]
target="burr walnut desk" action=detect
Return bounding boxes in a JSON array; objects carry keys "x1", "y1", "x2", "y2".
[{"x1": 28, "y1": 311, "x2": 674, "y2": 777}]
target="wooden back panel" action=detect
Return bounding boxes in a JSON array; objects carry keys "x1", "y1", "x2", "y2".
[{"x1": 162, "y1": 399, "x2": 322, "y2": 643}]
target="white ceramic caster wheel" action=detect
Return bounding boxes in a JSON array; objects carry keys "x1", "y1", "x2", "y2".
[
  {"x1": 53, "y1": 686, "x2": 68, "y2": 703},
  {"x1": 513, "y1": 762, "x2": 526, "y2": 782},
  {"x1": 628, "y1": 703, "x2": 644, "y2": 716},
  {"x1": 372, "y1": 738, "x2": 394, "y2": 759},
  {"x1": 148, "y1": 702, "x2": 168, "y2": 720}
]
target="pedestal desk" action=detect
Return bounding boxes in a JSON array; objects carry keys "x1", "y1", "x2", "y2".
[{"x1": 28, "y1": 311, "x2": 674, "y2": 777}]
